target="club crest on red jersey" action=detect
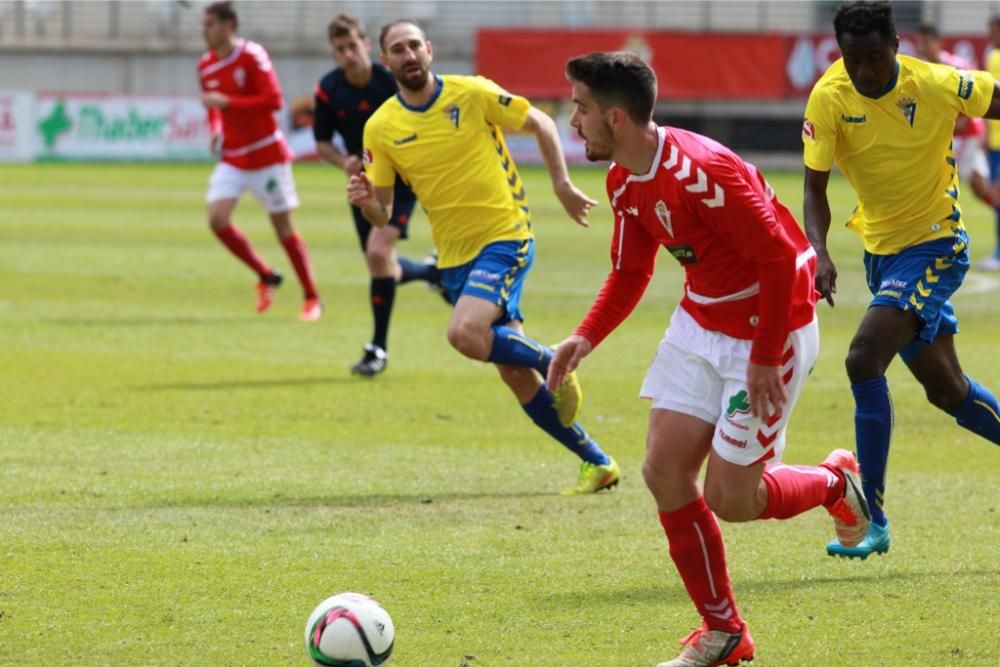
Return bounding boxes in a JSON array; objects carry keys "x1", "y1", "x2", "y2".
[
  {"x1": 233, "y1": 67, "x2": 246, "y2": 89},
  {"x1": 655, "y1": 200, "x2": 674, "y2": 237}
]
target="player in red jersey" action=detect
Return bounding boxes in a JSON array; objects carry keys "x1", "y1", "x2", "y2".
[
  {"x1": 551, "y1": 52, "x2": 870, "y2": 667},
  {"x1": 916, "y1": 23, "x2": 1000, "y2": 210},
  {"x1": 199, "y1": 1, "x2": 322, "y2": 321}
]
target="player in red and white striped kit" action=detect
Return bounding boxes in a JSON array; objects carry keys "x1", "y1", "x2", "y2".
[
  {"x1": 199, "y1": 1, "x2": 321, "y2": 320},
  {"x1": 916, "y1": 24, "x2": 1000, "y2": 212},
  {"x1": 551, "y1": 53, "x2": 871, "y2": 667}
]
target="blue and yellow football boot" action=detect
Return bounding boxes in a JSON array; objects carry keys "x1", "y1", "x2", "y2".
[{"x1": 826, "y1": 520, "x2": 891, "y2": 560}]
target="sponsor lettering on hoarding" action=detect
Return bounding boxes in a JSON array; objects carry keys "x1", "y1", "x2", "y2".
[{"x1": 36, "y1": 95, "x2": 214, "y2": 160}]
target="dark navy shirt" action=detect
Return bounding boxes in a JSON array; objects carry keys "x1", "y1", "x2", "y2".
[{"x1": 313, "y1": 62, "x2": 398, "y2": 156}]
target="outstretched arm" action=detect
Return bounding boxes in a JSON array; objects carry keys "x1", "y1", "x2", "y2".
[
  {"x1": 804, "y1": 166, "x2": 837, "y2": 307},
  {"x1": 547, "y1": 268, "x2": 652, "y2": 392},
  {"x1": 548, "y1": 202, "x2": 658, "y2": 392},
  {"x1": 521, "y1": 106, "x2": 596, "y2": 226}
]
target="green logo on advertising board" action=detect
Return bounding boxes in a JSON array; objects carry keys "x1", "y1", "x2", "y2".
[
  {"x1": 38, "y1": 100, "x2": 73, "y2": 149},
  {"x1": 39, "y1": 100, "x2": 170, "y2": 150}
]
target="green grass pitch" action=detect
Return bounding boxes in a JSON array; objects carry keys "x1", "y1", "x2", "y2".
[{"x1": 1, "y1": 162, "x2": 998, "y2": 665}]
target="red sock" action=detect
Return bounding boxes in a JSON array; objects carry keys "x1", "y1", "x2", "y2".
[
  {"x1": 281, "y1": 232, "x2": 319, "y2": 299},
  {"x1": 658, "y1": 497, "x2": 742, "y2": 633},
  {"x1": 759, "y1": 464, "x2": 843, "y2": 520},
  {"x1": 214, "y1": 224, "x2": 271, "y2": 279}
]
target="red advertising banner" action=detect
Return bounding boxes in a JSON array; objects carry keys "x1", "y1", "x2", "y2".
[{"x1": 475, "y1": 29, "x2": 994, "y2": 99}]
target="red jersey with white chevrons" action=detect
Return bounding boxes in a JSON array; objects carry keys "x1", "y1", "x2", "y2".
[
  {"x1": 198, "y1": 39, "x2": 291, "y2": 169},
  {"x1": 576, "y1": 126, "x2": 817, "y2": 366}
]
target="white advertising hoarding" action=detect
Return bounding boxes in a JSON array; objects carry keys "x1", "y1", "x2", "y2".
[
  {"x1": 503, "y1": 101, "x2": 589, "y2": 166},
  {"x1": 35, "y1": 94, "x2": 213, "y2": 161},
  {"x1": 0, "y1": 90, "x2": 36, "y2": 162}
]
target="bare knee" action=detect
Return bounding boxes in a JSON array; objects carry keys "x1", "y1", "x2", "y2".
[
  {"x1": 446, "y1": 319, "x2": 490, "y2": 360},
  {"x1": 269, "y1": 213, "x2": 294, "y2": 240},
  {"x1": 208, "y1": 209, "x2": 230, "y2": 232},
  {"x1": 845, "y1": 334, "x2": 887, "y2": 384},
  {"x1": 365, "y1": 243, "x2": 395, "y2": 278},
  {"x1": 642, "y1": 457, "x2": 699, "y2": 509},
  {"x1": 641, "y1": 457, "x2": 667, "y2": 494}
]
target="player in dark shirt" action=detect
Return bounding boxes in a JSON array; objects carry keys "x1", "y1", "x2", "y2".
[{"x1": 314, "y1": 14, "x2": 441, "y2": 377}]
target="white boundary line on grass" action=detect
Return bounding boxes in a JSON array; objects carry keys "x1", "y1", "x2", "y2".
[{"x1": 957, "y1": 271, "x2": 1000, "y2": 297}]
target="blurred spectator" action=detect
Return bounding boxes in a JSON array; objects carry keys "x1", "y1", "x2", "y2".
[
  {"x1": 915, "y1": 24, "x2": 998, "y2": 216},
  {"x1": 985, "y1": 15, "x2": 1000, "y2": 269}
]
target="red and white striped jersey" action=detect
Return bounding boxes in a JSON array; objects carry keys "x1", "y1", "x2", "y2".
[
  {"x1": 198, "y1": 39, "x2": 291, "y2": 169},
  {"x1": 576, "y1": 126, "x2": 817, "y2": 366}
]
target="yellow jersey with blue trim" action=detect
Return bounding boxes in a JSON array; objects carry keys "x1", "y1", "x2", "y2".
[
  {"x1": 803, "y1": 55, "x2": 993, "y2": 255},
  {"x1": 363, "y1": 75, "x2": 532, "y2": 268},
  {"x1": 987, "y1": 49, "x2": 1000, "y2": 149}
]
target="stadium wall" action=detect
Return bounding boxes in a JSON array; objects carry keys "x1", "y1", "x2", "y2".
[{"x1": 2, "y1": 0, "x2": 999, "y2": 165}]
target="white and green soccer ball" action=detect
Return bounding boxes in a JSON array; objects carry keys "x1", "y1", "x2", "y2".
[{"x1": 304, "y1": 592, "x2": 394, "y2": 666}]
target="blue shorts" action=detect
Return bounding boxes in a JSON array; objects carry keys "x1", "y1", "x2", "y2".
[
  {"x1": 864, "y1": 230, "x2": 970, "y2": 363},
  {"x1": 440, "y1": 239, "x2": 534, "y2": 324}
]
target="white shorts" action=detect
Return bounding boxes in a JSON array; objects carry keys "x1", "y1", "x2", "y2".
[
  {"x1": 206, "y1": 161, "x2": 299, "y2": 213},
  {"x1": 953, "y1": 136, "x2": 989, "y2": 182},
  {"x1": 640, "y1": 305, "x2": 820, "y2": 466}
]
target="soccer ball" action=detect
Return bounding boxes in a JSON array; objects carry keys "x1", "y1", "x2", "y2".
[{"x1": 304, "y1": 592, "x2": 395, "y2": 666}]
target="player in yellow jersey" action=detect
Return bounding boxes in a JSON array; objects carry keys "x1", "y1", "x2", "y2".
[
  {"x1": 347, "y1": 20, "x2": 619, "y2": 494},
  {"x1": 803, "y1": 1, "x2": 1000, "y2": 559},
  {"x1": 984, "y1": 14, "x2": 1000, "y2": 269}
]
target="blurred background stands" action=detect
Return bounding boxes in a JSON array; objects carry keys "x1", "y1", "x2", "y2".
[{"x1": 1, "y1": 0, "x2": 998, "y2": 162}]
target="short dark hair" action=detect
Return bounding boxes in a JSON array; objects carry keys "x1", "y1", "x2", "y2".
[
  {"x1": 328, "y1": 13, "x2": 365, "y2": 40},
  {"x1": 204, "y1": 1, "x2": 238, "y2": 30},
  {"x1": 916, "y1": 24, "x2": 939, "y2": 39},
  {"x1": 565, "y1": 52, "x2": 657, "y2": 125},
  {"x1": 833, "y1": 1, "x2": 896, "y2": 45},
  {"x1": 378, "y1": 20, "x2": 426, "y2": 52}
]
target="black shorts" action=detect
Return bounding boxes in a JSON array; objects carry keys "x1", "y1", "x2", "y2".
[{"x1": 351, "y1": 178, "x2": 417, "y2": 252}]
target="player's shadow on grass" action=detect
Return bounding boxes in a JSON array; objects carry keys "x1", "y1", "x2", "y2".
[
  {"x1": 46, "y1": 316, "x2": 268, "y2": 326},
  {"x1": 544, "y1": 568, "x2": 1000, "y2": 604},
  {"x1": 136, "y1": 377, "x2": 356, "y2": 390},
  {"x1": 144, "y1": 491, "x2": 556, "y2": 509}
]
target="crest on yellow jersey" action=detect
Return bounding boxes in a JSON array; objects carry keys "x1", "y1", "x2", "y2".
[
  {"x1": 443, "y1": 103, "x2": 460, "y2": 128},
  {"x1": 896, "y1": 96, "x2": 917, "y2": 127}
]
